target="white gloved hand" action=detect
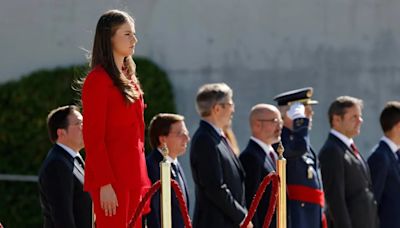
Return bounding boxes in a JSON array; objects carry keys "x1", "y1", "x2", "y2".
[{"x1": 286, "y1": 102, "x2": 305, "y2": 120}]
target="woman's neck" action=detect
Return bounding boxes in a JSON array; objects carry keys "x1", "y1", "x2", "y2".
[
  {"x1": 113, "y1": 54, "x2": 125, "y2": 72},
  {"x1": 113, "y1": 55, "x2": 131, "y2": 79}
]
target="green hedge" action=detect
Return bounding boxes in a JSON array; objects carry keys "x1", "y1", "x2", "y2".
[{"x1": 0, "y1": 58, "x2": 176, "y2": 227}]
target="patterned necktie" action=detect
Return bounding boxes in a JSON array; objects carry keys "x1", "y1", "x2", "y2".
[{"x1": 172, "y1": 162, "x2": 187, "y2": 203}]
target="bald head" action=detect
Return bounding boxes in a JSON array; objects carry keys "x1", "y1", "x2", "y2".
[
  {"x1": 250, "y1": 104, "x2": 279, "y2": 123},
  {"x1": 249, "y1": 104, "x2": 282, "y2": 145}
]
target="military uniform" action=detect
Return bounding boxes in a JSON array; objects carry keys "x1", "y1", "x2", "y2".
[{"x1": 274, "y1": 87, "x2": 326, "y2": 228}]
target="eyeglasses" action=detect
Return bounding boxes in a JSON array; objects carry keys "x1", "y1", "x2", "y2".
[{"x1": 257, "y1": 118, "x2": 282, "y2": 124}]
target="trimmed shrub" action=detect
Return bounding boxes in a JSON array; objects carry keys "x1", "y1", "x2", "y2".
[{"x1": 0, "y1": 57, "x2": 176, "y2": 227}]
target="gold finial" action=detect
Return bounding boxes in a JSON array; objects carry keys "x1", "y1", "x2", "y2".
[
  {"x1": 277, "y1": 141, "x2": 285, "y2": 159},
  {"x1": 306, "y1": 89, "x2": 313, "y2": 97},
  {"x1": 161, "y1": 142, "x2": 169, "y2": 161}
]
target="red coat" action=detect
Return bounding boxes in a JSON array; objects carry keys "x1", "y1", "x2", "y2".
[{"x1": 82, "y1": 65, "x2": 151, "y2": 196}]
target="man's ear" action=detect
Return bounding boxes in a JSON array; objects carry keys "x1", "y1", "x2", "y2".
[
  {"x1": 212, "y1": 103, "x2": 221, "y2": 115},
  {"x1": 254, "y1": 119, "x2": 262, "y2": 130},
  {"x1": 332, "y1": 115, "x2": 341, "y2": 126},
  {"x1": 56, "y1": 128, "x2": 65, "y2": 139},
  {"x1": 393, "y1": 121, "x2": 400, "y2": 133},
  {"x1": 159, "y1": 135, "x2": 167, "y2": 145}
]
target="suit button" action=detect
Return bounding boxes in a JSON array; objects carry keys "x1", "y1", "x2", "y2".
[{"x1": 301, "y1": 203, "x2": 305, "y2": 207}]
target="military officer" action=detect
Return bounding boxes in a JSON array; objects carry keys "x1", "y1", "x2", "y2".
[{"x1": 273, "y1": 87, "x2": 326, "y2": 228}]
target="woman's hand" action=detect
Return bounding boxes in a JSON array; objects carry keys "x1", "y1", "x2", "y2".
[{"x1": 100, "y1": 184, "x2": 119, "y2": 216}]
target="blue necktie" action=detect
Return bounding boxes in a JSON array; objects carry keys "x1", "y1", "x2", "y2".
[
  {"x1": 396, "y1": 150, "x2": 400, "y2": 163},
  {"x1": 172, "y1": 162, "x2": 187, "y2": 203}
]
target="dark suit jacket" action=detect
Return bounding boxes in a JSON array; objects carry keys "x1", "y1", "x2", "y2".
[
  {"x1": 38, "y1": 144, "x2": 92, "y2": 228},
  {"x1": 319, "y1": 133, "x2": 379, "y2": 228},
  {"x1": 239, "y1": 139, "x2": 276, "y2": 228},
  {"x1": 190, "y1": 120, "x2": 247, "y2": 228},
  {"x1": 368, "y1": 140, "x2": 400, "y2": 228},
  {"x1": 145, "y1": 149, "x2": 190, "y2": 228}
]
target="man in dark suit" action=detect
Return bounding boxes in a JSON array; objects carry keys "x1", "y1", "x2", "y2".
[
  {"x1": 190, "y1": 83, "x2": 252, "y2": 228},
  {"x1": 38, "y1": 105, "x2": 92, "y2": 228},
  {"x1": 368, "y1": 101, "x2": 400, "y2": 228},
  {"x1": 273, "y1": 87, "x2": 325, "y2": 228},
  {"x1": 319, "y1": 96, "x2": 378, "y2": 228},
  {"x1": 145, "y1": 113, "x2": 190, "y2": 228},
  {"x1": 239, "y1": 104, "x2": 282, "y2": 228}
]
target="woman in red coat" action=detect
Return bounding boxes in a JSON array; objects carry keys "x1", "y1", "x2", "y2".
[{"x1": 81, "y1": 9, "x2": 151, "y2": 228}]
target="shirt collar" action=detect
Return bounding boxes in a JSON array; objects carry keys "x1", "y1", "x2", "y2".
[
  {"x1": 202, "y1": 119, "x2": 224, "y2": 137},
  {"x1": 56, "y1": 142, "x2": 82, "y2": 160},
  {"x1": 330, "y1": 129, "x2": 354, "y2": 148},
  {"x1": 381, "y1": 136, "x2": 400, "y2": 154},
  {"x1": 157, "y1": 148, "x2": 178, "y2": 165},
  {"x1": 250, "y1": 136, "x2": 273, "y2": 155}
]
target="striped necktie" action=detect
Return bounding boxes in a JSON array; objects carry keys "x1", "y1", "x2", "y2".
[{"x1": 73, "y1": 157, "x2": 85, "y2": 184}]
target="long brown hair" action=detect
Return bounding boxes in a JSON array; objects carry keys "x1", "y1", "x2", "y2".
[{"x1": 91, "y1": 9, "x2": 142, "y2": 103}]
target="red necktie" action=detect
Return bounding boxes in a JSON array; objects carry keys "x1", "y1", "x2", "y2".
[
  {"x1": 269, "y1": 151, "x2": 276, "y2": 168},
  {"x1": 350, "y1": 143, "x2": 360, "y2": 157}
]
